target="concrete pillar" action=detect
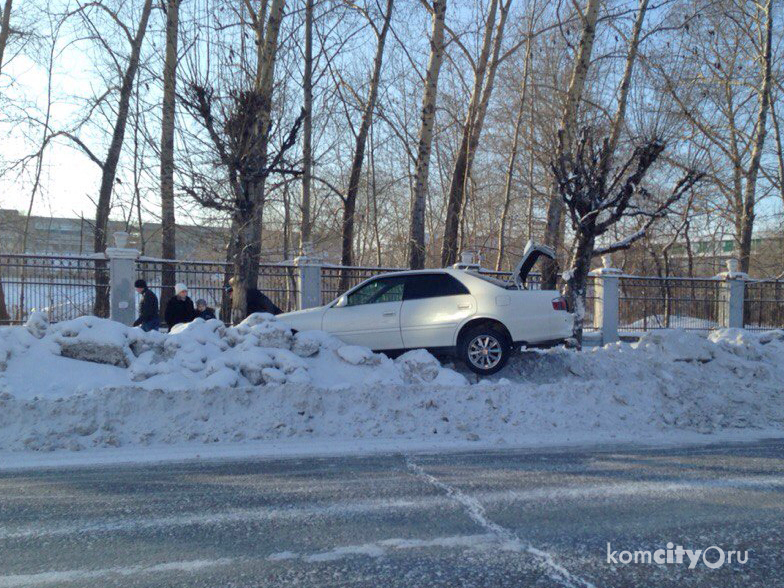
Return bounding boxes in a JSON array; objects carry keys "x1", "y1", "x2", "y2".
[
  {"x1": 294, "y1": 245, "x2": 322, "y2": 310},
  {"x1": 717, "y1": 259, "x2": 747, "y2": 329},
  {"x1": 590, "y1": 255, "x2": 621, "y2": 345},
  {"x1": 106, "y1": 231, "x2": 140, "y2": 325}
]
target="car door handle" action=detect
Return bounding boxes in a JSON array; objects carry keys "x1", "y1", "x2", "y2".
[
  {"x1": 382, "y1": 311, "x2": 396, "y2": 317},
  {"x1": 457, "y1": 304, "x2": 471, "y2": 309}
]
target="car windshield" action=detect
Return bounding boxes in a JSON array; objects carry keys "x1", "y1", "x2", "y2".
[{"x1": 464, "y1": 271, "x2": 512, "y2": 289}]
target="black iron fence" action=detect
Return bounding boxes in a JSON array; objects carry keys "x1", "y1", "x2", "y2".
[
  {"x1": 618, "y1": 276, "x2": 722, "y2": 332},
  {"x1": 0, "y1": 254, "x2": 108, "y2": 325},
  {"x1": 744, "y1": 281, "x2": 784, "y2": 331},
  {"x1": 135, "y1": 258, "x2": 299, "y2": 319},
  {"x1": 2, "y1": 252, "x2": 783, "y2": 334}
]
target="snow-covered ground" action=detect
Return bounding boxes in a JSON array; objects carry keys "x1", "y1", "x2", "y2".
[{"x1": 1, "y1": 313, "x2": 783, "y2": 467}]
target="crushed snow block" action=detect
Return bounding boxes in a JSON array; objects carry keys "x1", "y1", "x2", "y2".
[
  {"x1": 228, "y1": 314, "x2": 293, "y2": 349},
  {"x1": 51, "y1": 316, "x2": 134, "y2": 368},
  {"x1": 262, "y1": 367, "x2": 287, "y2": 384},
  {"x1": 336, "y1": 345, "x2": 378, "y2": 365},
  {"x1": 25, "y1": 312, "x2": 49, "y2": 339},
  {"x1": 395, "y1": 349, "x2": 441, "y2": 383},
  {"x1": 634, "y1": 329, "x2": 714, "y2": 363},
  {"x1": 291, "y1": 331, "x2": 322, "y2": 357}
]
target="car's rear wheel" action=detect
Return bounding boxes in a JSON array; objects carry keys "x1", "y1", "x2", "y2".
[{"x1": 458, "y1": 325, "x2": 510, "y2": 375}]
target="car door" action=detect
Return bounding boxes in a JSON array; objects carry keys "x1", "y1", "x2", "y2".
[
  {"x1": 400, "y1": 273, "x2": 476, "y2": 349},
  {"x1": 322, "y1": 275, "x2": 405, "y2": 350}
]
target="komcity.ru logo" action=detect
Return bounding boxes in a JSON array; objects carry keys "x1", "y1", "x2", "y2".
[{"x1": 606, "y1": 542, "x2": 749, "y2": 569}]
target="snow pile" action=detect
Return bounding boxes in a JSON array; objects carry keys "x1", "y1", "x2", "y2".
[
  {"x1": 0, "y1": 316, "x2": 783, "y2": 454},
  {"x1": 0, "y1": 313, "x2": 466, "y2": 401}
]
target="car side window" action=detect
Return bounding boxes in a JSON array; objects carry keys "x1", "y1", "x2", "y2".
[
  {"x1": 346, "y1": 276, "x2": 406, "y2": 306},
  {"x1": 404, "y1": 274, "x2": 470, "y2": 301}
]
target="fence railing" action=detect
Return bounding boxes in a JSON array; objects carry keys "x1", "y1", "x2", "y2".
[
  {"x1": 135, "y1": 258, "x2": 299, "y2": 316},
  {"x1": 743, "y1": 281, "x2": 784, "y2": 331},
  {"x1": 0, "y1": 254, "x2": 108, "y2": 325},
  {"x1": 3, "y1": 249, "x2": 784, "y2": 339},
  {"x1": 617, "y1": 276, "x2": 722, "y2": 332}
]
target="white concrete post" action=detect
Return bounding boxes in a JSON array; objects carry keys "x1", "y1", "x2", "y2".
[
  {"x1": 106, "y1": 231, "x2": 140, "y2": 325},
  {"x1": 590, "y1": 255, "x2": 621, "y2": 345},
  {"x1": 717, "y1": 259, "x2": 747, "y2": 329},
  {"x1": 294, "y1": 243, "x2": 322, "y2": 310}
]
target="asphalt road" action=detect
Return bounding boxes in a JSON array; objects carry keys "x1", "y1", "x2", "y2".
[{"x1": 1, "y1": 440, "x2": 783, "y2": 587}]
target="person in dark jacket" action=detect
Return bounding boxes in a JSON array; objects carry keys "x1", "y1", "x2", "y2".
[
  {"x1": 164, "y1": 283, "x2": 195, "y2": 331},
  {"x1": 195, "y1": 299, "x2": 216, "y2": 321},
  {"x1": 226, "y1": 285, "x2": 283, "y2": 317},
  {"x1": 133, "y1": 279, "x2": 160, "y2": 332}
]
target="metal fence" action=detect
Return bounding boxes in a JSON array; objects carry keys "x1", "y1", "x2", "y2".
[
  {"x1": 744, "y1": 281, "x2": 784, "y2": 331},
  {"x1": 0, "y1": 254, "x2": 108, "y2": 325},
  {"x1": 618, "y1": 276, "x2": 722, "y2": 332},
  {"x1": 2, "y1": 252, "x2": 784, "y2": 334},
  {"x1": 135, "y1": 258, "x2": 299, "y2": 317}
]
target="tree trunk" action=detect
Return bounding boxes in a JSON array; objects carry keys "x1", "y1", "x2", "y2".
[
  {"x1": 339, "y1": 0, "x2": 393, "y2": 289},
  {"x1": 562, "y1": 232, "x2": 595, "y2": 347},
  {"x1": 92, "y1": 0, "x2": 154, "y2": 317},
  {"x1": 495, "y1": 28, "x2": 532, "y2": 271},
  {"x1": 440, "y1": 0, "x2": 510, "y2": 267},
  {"x1": 0, "y1": 0, "x2": 12, "y2": 78},
  {"x1": 160, "y1": 0, "x2": 180, "y2": 317},
  {"x1": 300, "y1": 0, "x2": 313, "y2": 251},
  {"x1": 407, "y1": 0, "x2": 446, "y2": 269},
  {"x1": 231, "y1": 0, "x2": 286, "y2": 321},
  {"x1": 541, "y1": 0, "x2": 600, "y2": 288},
  {"x1": 738, "y1": 0, "x2": 773, "y2": 274}
]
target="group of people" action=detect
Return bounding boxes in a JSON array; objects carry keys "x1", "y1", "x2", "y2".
[{"x1": 132, "y1": 280, "x2": 282, "y2": 332}]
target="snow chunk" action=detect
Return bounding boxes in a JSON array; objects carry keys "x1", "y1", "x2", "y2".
[{"x1": 336, "y1": 345, "x2": 379, "y2": 366}]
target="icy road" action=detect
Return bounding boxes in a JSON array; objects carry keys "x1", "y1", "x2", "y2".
[{"x1": 1, "y1": 440, "x2": 783, "y2": 587}]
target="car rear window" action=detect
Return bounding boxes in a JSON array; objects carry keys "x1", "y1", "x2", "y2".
[
  {"x1": 464, "y1": 271, "x2": 512, "y2": 289},
  {"x1": 404, "y1": 273, "x2": 470, "y2": 300}
]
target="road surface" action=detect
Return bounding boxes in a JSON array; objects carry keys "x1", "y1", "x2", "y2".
[{"x1": 1, "y1": 440, "x2": 783, "y2": 587}]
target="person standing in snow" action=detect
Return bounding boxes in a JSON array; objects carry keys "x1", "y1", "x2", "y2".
[
  {"x1": 164, "y1": 283, "x2": 195, "y2": 331},
  {"x1": 195, "y1": 299, "x2": 216, "y2": 320},
  {"x1": 132, "y1": 279, "x2": 160, "y2": 332},
  {"x1": 226, "y1": 283, "x2": 283, "y2": 317}
]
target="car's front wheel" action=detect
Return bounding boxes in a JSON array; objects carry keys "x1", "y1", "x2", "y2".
[{"x1": 458, "y1": 325, "x2": 510, "y2": 375}]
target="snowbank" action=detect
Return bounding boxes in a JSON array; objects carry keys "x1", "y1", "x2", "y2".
[{"x1": 1, "y1": 314, "x2": 783, "y2": 456}]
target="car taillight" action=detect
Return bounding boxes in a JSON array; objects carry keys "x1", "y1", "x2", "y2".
[{"x1": 552, "y1": 296, "x2": 568, "y2": 312}]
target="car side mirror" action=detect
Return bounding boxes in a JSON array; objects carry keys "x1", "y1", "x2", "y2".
[{"x1": 334, "y1": 295, "x2": 347, "y2": 308}]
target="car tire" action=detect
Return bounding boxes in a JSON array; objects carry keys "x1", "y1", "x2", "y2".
[{"x1": 458, "y1": 324, "x2": 510, "y2": 376}]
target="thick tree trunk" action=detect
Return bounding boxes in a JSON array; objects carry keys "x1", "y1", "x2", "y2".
[
  {"x1": 541, "y1": 0, "x2": 600, "y2": 288},
  {"x1": 562, "y1": 232, "x2": 595, "y2": 347},
  {"x1": 230, "y1": 0, "x2": 286, "y2": 321},
  {"x1": 339, "y1": 0, "x2": 393, "y2": 289},
  {"x1": 738, "y1": 0, "x2": 772, "y2": 274},
  {"x1": 300, "y1": 0, "x2": 313, "y2": 250},
  {"x1": 407, "y1": 0, "x2": 446, "y2": 269},
  {"x1": 160, "y1": 0, "x2": 180, "y2": 317},
  {"x1": 0, "y1": 0, "x2": 12, "y2": 77},
  {"x1": 92, "y1": 0, "x2": 153, "y2": 317},
  {"x1": 440, "y1": 0, "x2": 509, "y2": 267}
]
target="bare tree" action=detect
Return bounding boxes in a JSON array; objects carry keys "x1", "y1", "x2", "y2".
[
  {"x1": 553, "y1": 130, "x2": 702, "y2": 344},
  {"x1": 160, "y1": 0, "x2": 180, "y2": 316},
  {"x1": 440, "y1": 0, "x2": 511, "y2": 267},
  {"x1": 0, "y1": 0, "x2": 12, "y2": 79},
  {"x1": 407, "y1": 0, "x2": 446, "y2": 269},
  {"x1": 339, "y1": 0, "x2": 394, "y2": 288},
  {"x1": 540, "y1": 0, "x2": 600, "y2": 288},
  {"x1": 300, "y1": 0, "x2": 314, "y2": 251}
]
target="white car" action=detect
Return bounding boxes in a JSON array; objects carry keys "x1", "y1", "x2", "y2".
[{"x1": 280, "y1": 243, "x2": 574, "y2": 375}]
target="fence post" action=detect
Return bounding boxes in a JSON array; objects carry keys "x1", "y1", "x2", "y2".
[
  {"x1": 106, "y1": 231, "x2": 140, "y2": 325},
  {"x1": 717, "y1": 259, "x2": 747, "y2": 329},
  {"x1": 294, "y1": 244, "x2": 322, "y2": 310},
  {"x1": 589, "y1": 255, "x2": 621, "y2": 345}
]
